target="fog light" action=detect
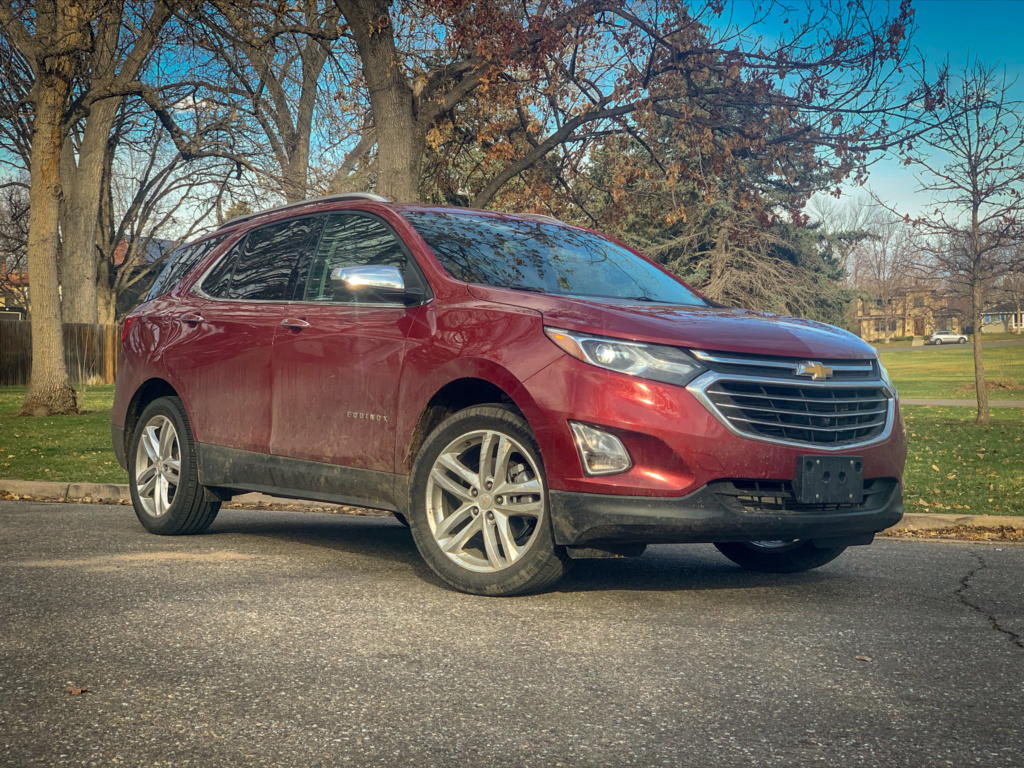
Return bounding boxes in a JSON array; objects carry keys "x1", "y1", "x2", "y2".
[{"x1": 569, "y1": 422, "x2": 632, "y2": 476}]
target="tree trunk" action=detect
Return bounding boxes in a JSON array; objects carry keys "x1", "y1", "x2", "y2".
[
  {"x1": 971, "y1": 281, "x2": 989, "y2": 426},
  {"x1": 19, "y1": 74, "x2": 78, "y2": 416},
  {"x1": 61, "y1": 100, "x2": 119, "y2": 324},
  {"x1": 97, "y1": 258, "x2": 117, "y2": 325},
  {"x1": 279, "y1": 132, "x2": 314, "y2": 203},
  {"x1": 342, "y1": 0, "x2": 423, "y2": 202}
]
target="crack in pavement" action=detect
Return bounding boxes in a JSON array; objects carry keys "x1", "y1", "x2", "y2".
[{"x1": 956, "y1": 550, "x2": 1024, "y2": 650}]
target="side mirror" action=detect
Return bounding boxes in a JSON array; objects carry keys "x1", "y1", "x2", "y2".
[{"x1": 329, "y1": 265, "x2": 423, "y2": 304}]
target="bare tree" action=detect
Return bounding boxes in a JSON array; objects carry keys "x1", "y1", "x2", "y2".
[
  {"x1": 193, "y1": 0, "x2": 346, "y2": 203},
  {"x1": 807, "y1": 196, "x2": 874, "y2": 278},
  {"x1": 0, "y1": 183, "x2": 29, "y2": 310},
  {"x1": 58, "y1": 0, "x2": 176, "y2": 324},
  {"x1": 850, "y1": 203, "x2": 916, "y2": 342},
  {"x1": 899, "y1": 62, "x2": 1024, "y2": 424},
  {"x1": 0, "y1": 0, "x2": 94, "y2": 415},
  {"x1": 97, "y1": 107, "x2": 237, "y2": 321}
]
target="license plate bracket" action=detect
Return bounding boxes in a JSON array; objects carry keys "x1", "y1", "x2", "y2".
[{"x1": 794, "y1": 455, "x2": 864, "y2": 505}]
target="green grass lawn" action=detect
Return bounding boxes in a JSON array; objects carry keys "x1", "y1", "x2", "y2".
[
  {"x1": 901, "y1": 405, "x2": 1023, "y2": 515},
  {"x1": 0, "y1": 385, "x2": 127, "y2": 484},
  {"x1": 870, "y1": 332, "x2": 1023, "y2": 348},
  {"x1": 1, "y1": 387, "x2": 1021, "y2": 516},
  {"x1": 880, "y1": 344, "x2": 1024, "y2": 399}
]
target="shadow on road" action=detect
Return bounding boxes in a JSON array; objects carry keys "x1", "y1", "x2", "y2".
[{"x1": 206, "y1": 511, "x2": 837, "y2": 595}]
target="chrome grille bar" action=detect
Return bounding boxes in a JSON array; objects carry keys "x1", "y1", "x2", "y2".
[
  {"x1": 716, "y1": 402, "x2": 889, "y2": 418},
  {"x1": 726, "y1": 415, "x2": 888, "y2": 432},
  {"x1": 691, "y1": 350, "x2": 876, "y2": 376},
  {"x1": 686, "y1": 368, "x2": 895, "y2": 451}
]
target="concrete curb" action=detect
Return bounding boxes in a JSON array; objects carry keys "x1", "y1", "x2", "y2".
[
  {"x1": 0, "y1": 479, "x2": 371, "y2": 513},
  {"x1": 1, "y1": 479, "x2": 1022, "y2": 531}
]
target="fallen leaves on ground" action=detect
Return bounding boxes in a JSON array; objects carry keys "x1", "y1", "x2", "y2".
[{"x1": 884, "y1": 525, "x2": 1024, "y2": 541}]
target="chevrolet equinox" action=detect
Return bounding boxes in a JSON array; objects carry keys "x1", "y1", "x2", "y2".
[{"x1": 112, "y1": 192, "x2": 906, "y2": 595}]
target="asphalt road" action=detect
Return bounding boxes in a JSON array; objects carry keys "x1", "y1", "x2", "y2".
[{"x1": 2, "y1": 502, "x2": 1022, "y2": 768}]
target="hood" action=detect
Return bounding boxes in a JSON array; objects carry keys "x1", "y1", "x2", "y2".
[{"x1": 468, "y1": 285, "x2": 876, "y2": 361}]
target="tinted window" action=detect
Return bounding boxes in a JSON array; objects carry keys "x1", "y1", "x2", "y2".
[
  {"x1": 202, "y1": 240, "x2": 241, "y2": 298},
  {"x1": 146, "y1": 236, "x2": 226, "y2": 300},
  {"x1": 202, "y1": 218, "x2": 322, "y2": 301},
  {"x1": 228, "y1": 217, "x2": 322, "y2": 301},
  {"x1": 303, "y1": 213, "x2": 422, "y2": 303},
  {"x1": 404, "y1": 212, "x2": 706, "y2": 305}
]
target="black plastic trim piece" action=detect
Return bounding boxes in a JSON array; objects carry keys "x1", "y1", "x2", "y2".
[
  {"x1": 196, "y1": 444, "x2": 408, "y2": 512},
  {"x1": 548, "y1": 481, "x2": 902, "y2": 547},
  {"x1": 111, "y1": 423, "x2": 127, "y2": 470}
]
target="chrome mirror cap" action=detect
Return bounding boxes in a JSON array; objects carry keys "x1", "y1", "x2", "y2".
[{"x1": 329, "y1": 265, "x2": 405, "y2": 293}]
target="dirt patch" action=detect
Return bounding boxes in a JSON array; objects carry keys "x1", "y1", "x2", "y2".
[
  {"x1": 11, "y1": 551, "x2": 257, "y2": 570},
  {"x1": 883, "y1": 525, "x2": 1024, "y2": 542},
  {"x1": 953, "y1": 378, "x2": 1023, "y2": 395}
]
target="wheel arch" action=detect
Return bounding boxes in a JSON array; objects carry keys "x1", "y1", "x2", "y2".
[
  {"x1": 403, "y1": 377, "x2": 518, "y2": 473},
  {"x1": 122, "y1": 378, "x2": 181, "y2": 460}
]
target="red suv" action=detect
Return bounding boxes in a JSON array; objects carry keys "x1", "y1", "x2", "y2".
[{"x1": 112, "y1": 193, "x2": 906, "y2": 595}]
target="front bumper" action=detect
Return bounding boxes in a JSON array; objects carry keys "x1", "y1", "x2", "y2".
[{"x1": 549, "y1": 478, "x2": 902, "y2": 547}]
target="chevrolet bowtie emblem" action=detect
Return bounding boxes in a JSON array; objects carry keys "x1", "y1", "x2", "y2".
[{"x1": 795, "y1": 361, "x2": 833, "y2": 380}]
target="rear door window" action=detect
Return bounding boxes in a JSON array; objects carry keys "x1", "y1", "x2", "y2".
[
  {"x1": 146, "y1": 235, "x2": 226, "y2": 300},
  {"x1": 202, "y1": 217, "x2": 323, "y2": 301}
]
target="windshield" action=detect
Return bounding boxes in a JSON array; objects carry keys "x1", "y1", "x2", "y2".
[{"x1": 403, "y1": 211, "x2": 706, "y2": 305}]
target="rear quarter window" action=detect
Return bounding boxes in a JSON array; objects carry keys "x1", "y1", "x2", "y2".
[{"x1": 146, "y1": 235, "x2": 227, "y2": 301}]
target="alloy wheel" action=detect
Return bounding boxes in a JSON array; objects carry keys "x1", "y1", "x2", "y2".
[
  {"x1": 425, "y1": 429, "x2": 545, "y2": 573},
  {"x1": 134, "y1": 415, "x2": 181, "y2": 518}
]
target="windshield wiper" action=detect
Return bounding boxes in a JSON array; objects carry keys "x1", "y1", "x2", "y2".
[
  {"x1": 500, "y1": 285, "x2": 548, "y2": 293},
  {"x1": 620, "y1": 295, "x2": 672, "y2": 303}
]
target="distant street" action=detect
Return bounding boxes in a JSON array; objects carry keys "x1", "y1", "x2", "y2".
[
  {"x1": 877, "y1": 338, "x2": 1024, "y2": 352},
  {"x1": 2, "y1": 502, "x2": 1022, "y2": 767}
]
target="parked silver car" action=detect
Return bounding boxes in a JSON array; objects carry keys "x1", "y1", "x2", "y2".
[{"x1": 929, "y1": 330, "x2": 968, "y2": 345}]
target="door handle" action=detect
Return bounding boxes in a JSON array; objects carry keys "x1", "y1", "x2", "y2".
[
  {"x1": 280, "y1": 318, "x2": 310, "y2": 330},
  {"x1": 181, "y1": 313, "x2": 205, "y2": 325}
]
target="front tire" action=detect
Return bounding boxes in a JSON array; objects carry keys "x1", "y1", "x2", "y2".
[
  {"x1": 958, "y1": 337, "x2": 967, "y2": 343},
  {"x1": 129, "y1": 396, "x2": 220, "y2": 535},
  {"x1": 407, "y1": 406, "x2": 571, "y2": 596},
  {"x1": 714, "y1": 539, "x2": 846, "y2": 573}
]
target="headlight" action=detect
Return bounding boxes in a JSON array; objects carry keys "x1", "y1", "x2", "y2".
[{"x1": 544, "y1": 327, "x2": 706, "y2": 387}]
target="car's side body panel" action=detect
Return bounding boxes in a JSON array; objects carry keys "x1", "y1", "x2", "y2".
[{"x1": 270, "y1": 303, "x2": 411, "y2": 471}]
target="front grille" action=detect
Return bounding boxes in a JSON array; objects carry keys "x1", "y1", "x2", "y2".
[
  {"x1": 691, "y1": 350, "x2": 877, "y2": 381},
  {"x1": 712, "y1": 478, "x2": 897, "y2": 514},
  {"x1": 702, "y1": 379, "x2": 891, "y2": 447}
]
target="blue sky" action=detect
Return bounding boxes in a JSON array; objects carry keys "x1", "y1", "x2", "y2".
[{"x1": 837, "y1": 0, "x2": 1024, "y2": 215}]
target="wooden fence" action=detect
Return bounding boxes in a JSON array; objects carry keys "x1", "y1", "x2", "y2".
[{"x1": 0, "y1": 321, "x2": 119, "y2": 386}]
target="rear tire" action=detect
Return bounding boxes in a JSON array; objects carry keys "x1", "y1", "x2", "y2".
[
  {"x1": 959, "y1": 337, "x2": 967, "y2": 343},
  {"x1": 714, "y1": 540, "x2": 846, "y2": 573},
  {"x1": 129, "y1": 396, "x2": 220, "y2": 535},
  {"x1": 934, "y1": 338, "x2": 942, "y2": 345},
  {"x1": 407, "y1": 406, "x2": 571, "y2": 596}
]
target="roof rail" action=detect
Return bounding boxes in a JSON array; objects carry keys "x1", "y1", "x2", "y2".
[
  {"x1": 218, "y1": 192, "x2": 391, "y2": 230},
  {"x1": 515, "y1": 212, "x2": 565, "y2": 226}
]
